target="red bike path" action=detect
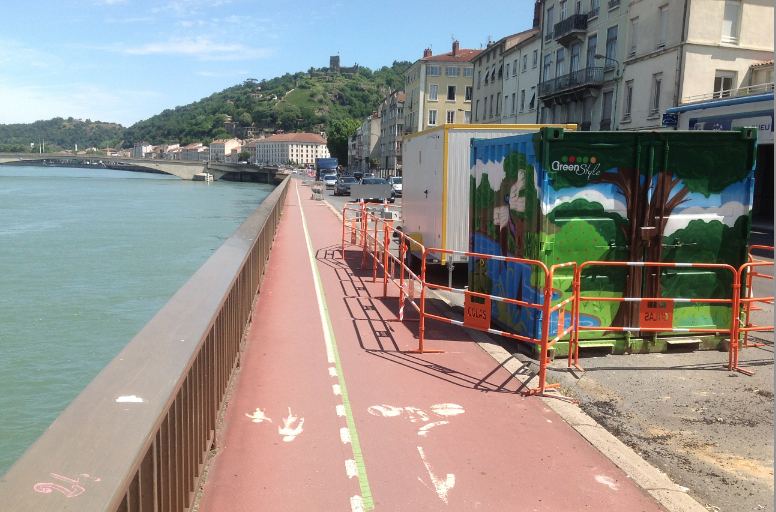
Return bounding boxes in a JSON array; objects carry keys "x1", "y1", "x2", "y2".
[{"x1": 197, "y1": 179, "x2": 667, "y2": 511}]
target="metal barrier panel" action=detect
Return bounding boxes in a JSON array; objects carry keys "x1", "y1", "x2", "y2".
[{"x1": 0, "y1": 177, "x2": 291, "y2": 512}]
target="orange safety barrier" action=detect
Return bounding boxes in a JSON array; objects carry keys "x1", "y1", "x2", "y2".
[
  {"x1": 571, "y1": 261, "x2": 737, "y2": 371},
  {"x1": 730, "y1": 246, "x2": 774, "y2": 375},
  {"x1": 380, "y1": 222, "x2": 426, "y2": 325},
  {"x1": 418, "y1": 248, "x2": 578, "y2": 398},
  {"x1": 341, "y1": 202, "x2": 367, "y2": 260}
]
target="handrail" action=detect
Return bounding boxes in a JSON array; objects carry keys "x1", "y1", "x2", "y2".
[{"x1": 0, "y1": 177, "x2": 291, "y2": 512}]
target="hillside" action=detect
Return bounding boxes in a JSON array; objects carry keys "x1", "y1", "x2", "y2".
[{"x1": 0, "y1": 61, "x2": 411, "y2": 160}]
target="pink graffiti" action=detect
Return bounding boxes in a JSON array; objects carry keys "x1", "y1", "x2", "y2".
[{"x1": 34, "y1": 473, "x2": 100, "y2": 498}]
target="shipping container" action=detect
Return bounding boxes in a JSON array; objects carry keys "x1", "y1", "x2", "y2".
[
  {"x1": 402, "y1": 124, "x2": 576, "y2": 266},
  {"x1": 469, "y1": 127, "x2": 758, "y2": 356}
]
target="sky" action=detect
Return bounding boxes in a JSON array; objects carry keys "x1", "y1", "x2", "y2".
[{"x1": 0, "y1": 0, "x2": 539, "y2": 128}]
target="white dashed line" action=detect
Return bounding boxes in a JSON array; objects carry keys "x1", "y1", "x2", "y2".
[
  {"x1": 328, "y1": 367, "x2": 338, "y2": 377},
  {"x1": 333, "y1": 384, "x2": 341, "y2": 395},
  {"x1": 336, "y1": 404, "x2": 346, "y2": 417},
  {"x1": 340, "y1": 427, "x2": 351, "y2": 444},
  {"x1": 350, "y1": 495, "x2": 365, "y2": 512},
  {"x1": 345, "y1": 459, "x2": 358, "y2": 478}
]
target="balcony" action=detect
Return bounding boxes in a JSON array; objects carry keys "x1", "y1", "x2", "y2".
[
  {"x1": 681, "y1": 82, "x2": 774, "y2": 105},
  {"x1": 539, "y1": 66, "x2": 606, "y2": 99},
  {"x1": 553, "y1": 14, "x2": 588, "y2": 47}
]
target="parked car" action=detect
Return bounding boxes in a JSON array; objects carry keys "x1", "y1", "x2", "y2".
[
  {"x1": 322, "y1": 173, "x2": 338, "y2": 189},
  {"x1": 360, "y1": 177, "x2": 395, "y2": 203},
  {"x1": 363, "y1": 173, "x2": 375, "y2": 179},
  {"x1": 334, "y1": 176, "x2": 358, "y2": 196},
  {"x1": 388, "y1": 176, "x2": 402, "y2": 197}
]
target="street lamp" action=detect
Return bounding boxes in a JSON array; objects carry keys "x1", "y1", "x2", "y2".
[
  {"x1": 594, "y1": 54, "x2": 620, "y2": 77},
  {"x1": 594, "y1": 54, "x2": 622, "y2": 131}
]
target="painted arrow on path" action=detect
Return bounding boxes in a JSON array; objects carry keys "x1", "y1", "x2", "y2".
[{"x1": 278, "y1": 407, "x2": 305, "y2": 442}]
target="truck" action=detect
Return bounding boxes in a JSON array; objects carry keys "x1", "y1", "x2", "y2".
[
  {"x1": 315, "y1": 158, "x2": 338, "y2": 180},
  {"x1": 401, "y1": 123, "x2": 577, "y2": 281}
]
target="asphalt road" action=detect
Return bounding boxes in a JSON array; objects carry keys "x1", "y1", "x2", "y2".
[{"x1": 310, "y1": 172, "x2": 774, "y2": 511}]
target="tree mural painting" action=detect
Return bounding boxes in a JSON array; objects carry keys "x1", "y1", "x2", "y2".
[
  {"x1": 543, "y1": 133, "x2": 756, "y2": 329},
  {"x1": 493, "y1": 152, "x2": 538, "y2": 263}
]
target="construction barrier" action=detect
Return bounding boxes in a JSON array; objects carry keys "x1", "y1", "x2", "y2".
[
  {"x1": 418, "y1": 248, "x2": 577, "y2": 397},
  {"x1": 729, "y1": 246, "x2": 774, "y2": 375},
  {"x1": 341, "y1": 202, "x2": 366, "y2": 260},
  {"x1": 380, "y1": 222, "x2": 426, "y2": 326}
]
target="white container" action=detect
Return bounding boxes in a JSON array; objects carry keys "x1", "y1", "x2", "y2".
[{"x1": 402, "y1": 124, "x2": 576, "y2": 264}]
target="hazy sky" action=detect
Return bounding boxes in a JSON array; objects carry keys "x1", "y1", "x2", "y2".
[{"x1": 0, "y1": 0, "x2": 538, "y2": 127}]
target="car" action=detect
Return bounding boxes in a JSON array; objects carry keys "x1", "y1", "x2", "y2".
[
  {"x1": 334, "y1": 176, "x2": 358, "y2": 196},
  {"x1": 363, "y1": 173, "x2": 375, "y2": 179},
  {"x1": 388, "y1": 176, "x2": 402, "y2": 197},
  {"x1": 359, "y1": 177, "x2": 395, "y2": 203},
  {"x1": 322, "y1": 173, "x2": 338, "y2": 189},
  {"x1": 353, "y1": 171, "x2": 364, "y2": 181}
]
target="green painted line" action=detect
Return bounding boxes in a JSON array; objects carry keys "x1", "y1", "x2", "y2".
[{"x1": 296, "y1": 186, "x2": 374, "y2": 511}]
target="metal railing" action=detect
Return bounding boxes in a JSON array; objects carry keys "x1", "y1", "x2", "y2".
[
  {"x1": 682, "y1": 82, "x2": 774, "y2": 105},
  {"x1": 588, "y1": 6, "x2": 600, "y2": 18},
  {"x1": 0, "y1": 177, "x2": 291, "y2": 512},
  {"x1": 553, "y1": 14, "x2": 588, "y2": 41},
  {"x1": 539, "y1": 66, "x2": 605, "y2": 97}
]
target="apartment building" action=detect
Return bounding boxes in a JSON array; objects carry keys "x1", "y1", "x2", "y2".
[
  {"x1": 356, "y1": 112, "x2": 380, "y2": 174},
  {"x1": 538, "y1": 0, "x2": 630, "y2": 129},
  {"x1": 502, "y1": 30, "x2": 543, "y2": 124},
  {"x1": 403, "y1": 41, "x2": 481, "y2": 134},
  {"x1": 471, "y1": 29, "x2": 540, "y2": 124},
  {"x1": 347, "y1": 133, "x2": 358, "y2": 170},
  {"x1": 378, "y1": 90, "x2": 405, "y2": 175},
  {"x1": 133, "y1": 142, "x2": 153, "y2": 158},
  {"x1": 209, "y1": 139, "x2": 240, "y2": 163},
  {"x1": 254, "y1": 133, "x2": 330, "y2": 166},
  {"x1": 180, "y1": 143, "x2": 204, "y2": 161},
  {"x1": 618, "y1": 0, "x2": 773, "y2": 130}
]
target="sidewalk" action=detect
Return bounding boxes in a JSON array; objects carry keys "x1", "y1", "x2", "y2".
[{"x1": 197, "y1": 179, "x2": 670, "y2": 511}]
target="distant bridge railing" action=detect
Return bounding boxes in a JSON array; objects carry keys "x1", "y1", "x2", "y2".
[{"x1": 0, "y1": 176, "x2": 291, "y2": 512}]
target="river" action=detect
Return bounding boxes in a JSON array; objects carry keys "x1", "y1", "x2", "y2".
[{"x1": 0, "y1": 166, "x2": 273, "y2": 475}]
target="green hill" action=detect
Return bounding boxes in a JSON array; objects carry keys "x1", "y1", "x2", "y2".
[{"x1": 0, "y1": 61, "x2": 412, "y2": 161}]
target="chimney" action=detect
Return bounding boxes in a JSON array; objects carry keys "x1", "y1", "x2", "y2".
[
  {"x1": 533, "y1": 0, "x2": 542, "y2": 28},
  {"x1": 423, "y1": 48, "x2": 432, "y2": 58},
  {"x1": 452, "y1": 40, "x2": 459, "y2": 57}
]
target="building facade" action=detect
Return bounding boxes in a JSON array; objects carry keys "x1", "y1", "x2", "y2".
[
  {"x1": 180, "y1": 143, "x2": 204, "y2": 161},
  {"x1": 209, "y1": 139, "x2": 240, "y2": 163},
  {"x1": 254, "y1": 133, "x2": 330, "y2": 166},
  {"x1": 403, "y1": 41, "x2": 481, "y2": 134},
  {"x1": 501, "y1": 31, "x2": 543, "y2": 124},
  {"x1": 356, "y1": 113, "x2": 380, "y2": 174},
  {"x1": 378, "y1": 90, "x2": 405, "y2": 176}
]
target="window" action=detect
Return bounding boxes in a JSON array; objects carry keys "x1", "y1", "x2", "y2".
[
  {"x1": 601, "y1": 90, "x2": 613, "y2": 130},
  {"x1": 605, "y1": 26, "x2": 618, "y2": 67},
  {"x1": 427, "y1": 66, "x2": 441, "y2": 76},
  {"x1": 623, "y1": 80, "x2": 634, "y2": 120},
  {"x1": 428, "y1": 109, "x2": 438, "y2": 126},
  {"x1": 556, "y1": 48, "x2": 565, "y2": 77},
  {"x1": 589, "y1": 0, "x2": 600, "y2": 17},
  {"x1": 658, "y1": 5, "x2": 668, "y2": 48},
  {"x1": 505, "y1": 63, "x2": 510, "y2": 79},
  {"x1": 629, "y1": 18, "x2": 638, "y2": 57},
  {"x1": 560, "y1": 0, "x2": 568, "y2": 19},
  {"x1": 464, "y1": 86, "x2": 472, "y2": 102},
  {"x1": 446, "y1": 66, "x2": 460, "y2": 77},
  {"x1": 512, "y1": 93, "x2": 517, "y2": 114},
  {"x1": 650, "y1": 73, "x2": 662, "y2": 116},
  {"x1": 483, "y1": 97, "x2": 488, "y2": 119},
  {"x1": 475, "y1": 100, "x2": 480, "y2": 120},
  {"x1": 429, "y1": 84, "x2": 439, "y2": 101},
  {"x1": 546, "y1": 6, "x2": 554, "y2": 40},
  {"x1": 489, "y1": 95, "x2": 494, "y2": 117},
  {"x1": 478, "y1": 71, "x2": 481, "y2": 88},
  {"x1": 447, "y1": 85, "x2": 456, "y2": 101},
  {"x1": 464, "y1": 67, "x2": 474, "y2": 77},
  {"x1": 523, "y1": 55, "x2": 528, "y2": 71},
  {"x1": 464, "y1": 111, "x2": 471, "y2": 124},
  {"x1": 544, "y1": 54, "x2": 552, "y2": 80},
  {"x1": 570, "y1": 43, "x2": 581, "y2": 73},
  {"x1": 587, "y1": 34, "x2": 597, "y2": 67},
  {"x1": 529, "y1": 86, "x2": 536, "y2": 110},
  {"x1": 520, "y1": 90, "x2": 525, "y2": 112},
  {"x1": 513, "y1": 59, "x2": 518, "y2": 75},
  {"x1": 496, "y1": 92, "x2": 501, "y2": 114},
  {"x1": 568, "y1": 101, "x2": 577, "y2": 123},
  {"x1": 722, "y1": 0, "x2": 740, "y2": 43},
  {"x1": 484, "y1": 66, "x2": 489, "y2": 84},
  {"x1": 714, "y1": 71, "x2": 737, "y2": 97},
  {"x1": 446, "y1": 110, "x2": 455, "y2": 123}
]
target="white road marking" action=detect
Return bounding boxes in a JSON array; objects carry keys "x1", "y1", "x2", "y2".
[
  {"x1": 595, "y1": 475, "x2": 619, "y2": 490},
  {"x1": 350, "y1": 495, "x2": 365, "y2": 512},
  {"x1": 345, "y1": 459, "x2": 358, "y2": 479},
  {"x1": 116, "y1": 395, "x2": 143, "y2": 403},
  {"x1": 340, "y1": 427, "x2": 351, "y2": 444},
  {"x1": 430, "y1": 403, "x2": 465, "y2": 417},
  {"x1": 336, "y1": 404, "x2": 346, "y2": 417},
  {"x1": 329, "y1": 367, "x2": 338, "y2": 377},
  {"x1": 418, "y1": 421, "x2": 450, "y2": 436},
  {"x1": 333, "y1": 384, "x2": 341, "y2": 395},
  {"x1": 367, "y1": 405, "x2": 404, "y2": 417},
  {"x1": 245, "y1": 408, "x2": 272, "y2": 423},
  {"x1": 417, "y1": 447, "x2": 455, "y2": 504},
  {"x1": 277, "y1": 408, "x2": 304, "y2": 442},
  {"x1": 405, "y1": 407, "x2": 429, "y2": 423}
]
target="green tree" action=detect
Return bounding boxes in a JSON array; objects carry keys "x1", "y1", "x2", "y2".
[
  {"x1": 238, "y1": 151, "x2": 251, "y2": 162},
  {"x1": 326, "y1": 118, "x2": 359, "y2": 163}
]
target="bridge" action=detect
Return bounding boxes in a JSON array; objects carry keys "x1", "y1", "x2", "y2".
[{"x1": 0, "y1": 153, "x2": 283, "y2": 182}]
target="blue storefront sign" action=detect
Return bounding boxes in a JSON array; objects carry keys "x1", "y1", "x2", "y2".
[
  {"x1": 689, "y1": 109, "x2": 773, "y2": 144},
  {"x1": 662, "y1": 113, "x2": 678, "y2": 127}
]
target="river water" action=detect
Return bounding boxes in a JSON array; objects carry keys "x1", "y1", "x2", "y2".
[{"x1": 0, "y1": 166, "x2": 273, "y2": 474}]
